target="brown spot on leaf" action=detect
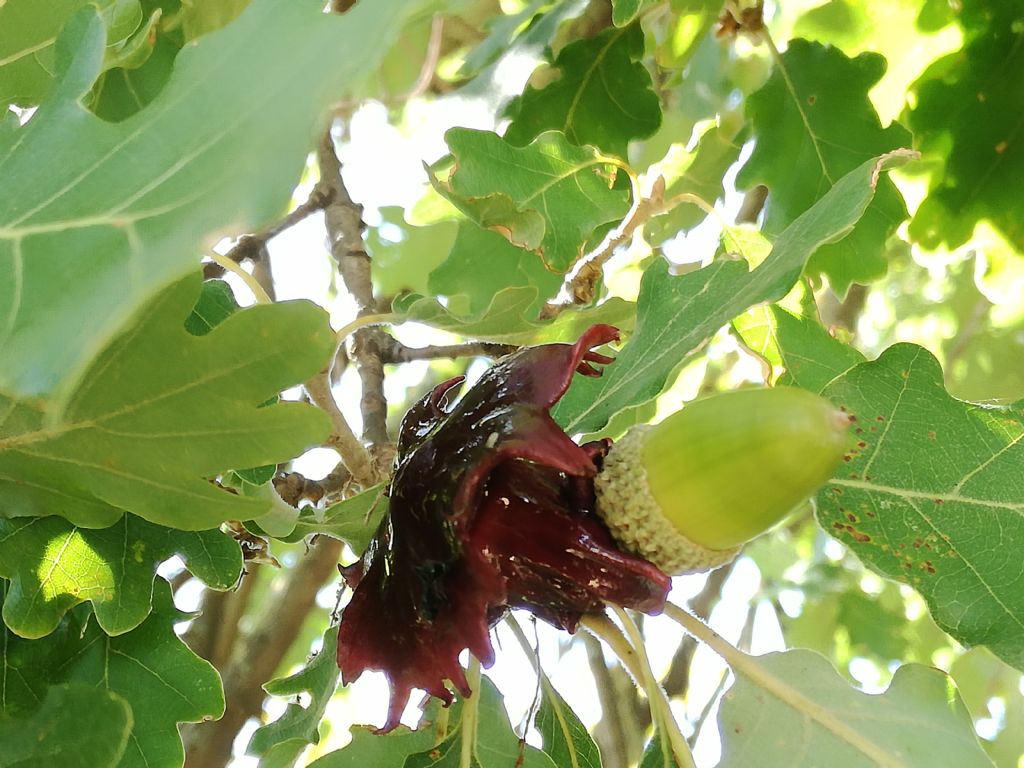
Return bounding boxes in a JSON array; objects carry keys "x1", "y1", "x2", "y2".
[{"x1": 921, "y1": 561, "x2": 936, "y2": 574}]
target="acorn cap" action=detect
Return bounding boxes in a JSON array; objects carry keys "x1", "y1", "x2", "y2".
[{"x1": 595, "y1": 387, "x2": 852, "y2": 575}]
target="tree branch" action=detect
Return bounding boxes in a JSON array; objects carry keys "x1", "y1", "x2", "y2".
[
  {"x1": 317, "y1": 129, "x2": 392, "y2": 471},
  {"x1": 203, "y1": 185, "x2": 332, "y2": 279},
  {"x1": 273, "y1": 464, "x2": 353, "y2": 508},
  {"x1": 583, "y1": 631, "x2": 639, "y2": 768}
]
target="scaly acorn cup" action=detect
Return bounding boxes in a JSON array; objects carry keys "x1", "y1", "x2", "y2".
[{"x1": 595, "y1": 387, "x2": 852, "y2": 575}]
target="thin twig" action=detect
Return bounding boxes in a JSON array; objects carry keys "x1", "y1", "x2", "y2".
[
  {"x1": 736, "y1": 185, "x2": 768, "y2": 225},
  {"x1": 304, "y1": 369, "x2": 375, "y2": 487},
  {"x1": 688, "y1": 667, "x2": 730, "y2": 748},
  {"x1": 582, "y1": 632, "x2": 636, "y2": 768},
  {"x1": 228, "y1": 187, "x2": 332, "y2": 262},
  {"x1": 380, "y1": 338, "x2": 518, "y2": 364},
  {"x1": 541, "y1": 173, "x2": 659, "y2": 319},
  {"x1": 541, "y1": 177, "x2": 722, "y2": 319},
  {"x1": 398, "y1": 14, "x2": 445, "y2": 103},
  {"x1": 203, "y1": 185, "x2": 333, "y2": 279}
]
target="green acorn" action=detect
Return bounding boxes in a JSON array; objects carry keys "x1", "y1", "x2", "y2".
[{"x1": 595, "y1": 387, "x2": 852, "y2": 575}]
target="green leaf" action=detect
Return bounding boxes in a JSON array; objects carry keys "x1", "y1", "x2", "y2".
[
  {"x1": 717, "y1": 651, "x2": 992, "y2": 767},
  {"x1": 432, "y1": 129, "x2": 630, "y2": 272},
  {"x1": 450, "y1": 0, "x2": 589, "y2": 117},
  {"x1": 0, "y1": 0, "x2": 429, "y2": 412},
  {"x1": 837, "y1": 589, "x2": 911, "y2": 660},
  {"x1": 610, "y1": 0, "x2": 656, "y2": 27},
  {"x1": 187, "y1": 280, "x2": 277, "y2": 489},
  {"x1": 0, "y1": 683, "x2": 133, "y2": 768},
  {"x1": 247, "y1": 628, "x2": 340, "y2": 766},
  {"x1": 908, "y1": 3, "x2": 1024, "y2": 251},
  {"x1": 185, "y1": 278, "x2": 241, "y2": 335},
  {"x1": 0, "y1": 513, "x2": 241, "y2": 638},
  {"x1": 91, "y1": 8, "x2": 181, "y2": 122},
  {"x1": 651, "y1": 0, "x2": 720, "y2": 71},
  {"x1": 0, "y1": 579, "x2": 224, "y2": 768},
  {"x1": 0, "y1": 0, "x2": 143, "y2": 108},
  {"x1": 554, "y1": 151, "x2": 912, "y2": 434},
  {"x1": 504, "y1": 24, "x2": 661, "y2": 157},
  {"x1": 368, "y1": 208, "x2": 458, "y2": 299},
  {"x1": 817, "y1": 343, "x2": 1024, "y2": 671},
  {"x1": 535, "y1": 678, "x2": 602, "y2": 768},
  {"x1": 396, "y1": 286, "x2": 635, "y2": 346},
  {"x1": 306, "y1": 722, "x2": 437, "y2": 767},
  {"x1": 457, "y1": 0, "x2": 552, "y2": 79},
  {"x1": 734, "y1": 305, "x2": 866, "y2": 392},
  {"x1": 736, "y1": 40, "x2": 911, "y2": 295},
  {"x1": 0, "y1": 274, "x2": 333, "y2": 530},
  {"x1": 282, "y1": 484, "x2": 388, "y2": 554},
  {"x1": 406, "y1": 677, "x2": 557, "y2": 768},
  {"x1": 178, "y1": 0, "x2": 251, "y2": 39},
  {"x1": 428, "y1": 223, "x2": 562, "y2": 318},
  {"x1": 638, "y1": 734, "x2": 681, "y2": 768}
]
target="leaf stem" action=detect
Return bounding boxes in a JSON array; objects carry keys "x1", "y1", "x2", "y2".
[
  {"x1": 207, "y1": 251, "x2": 273, "y2": 304},
  {"x1": 662, "y1": 602, "x2": 744, "y2": 667},
  {"x1": 335, "y1": 313, "x2": 398, "y2": 343},
  {"x1": 460, "y1": 656, "x2": 482, "y2": 768},
  {"x1": 611, "y1": 607, "x2": 697, "y2": 768},
  {"x1": 579, "y1": 612, "x2": 644, "y2": 682}
]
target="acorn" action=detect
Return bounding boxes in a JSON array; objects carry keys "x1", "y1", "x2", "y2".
[{"x1": 595, "y1": 387, "x2": 852, "y2": 575}]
